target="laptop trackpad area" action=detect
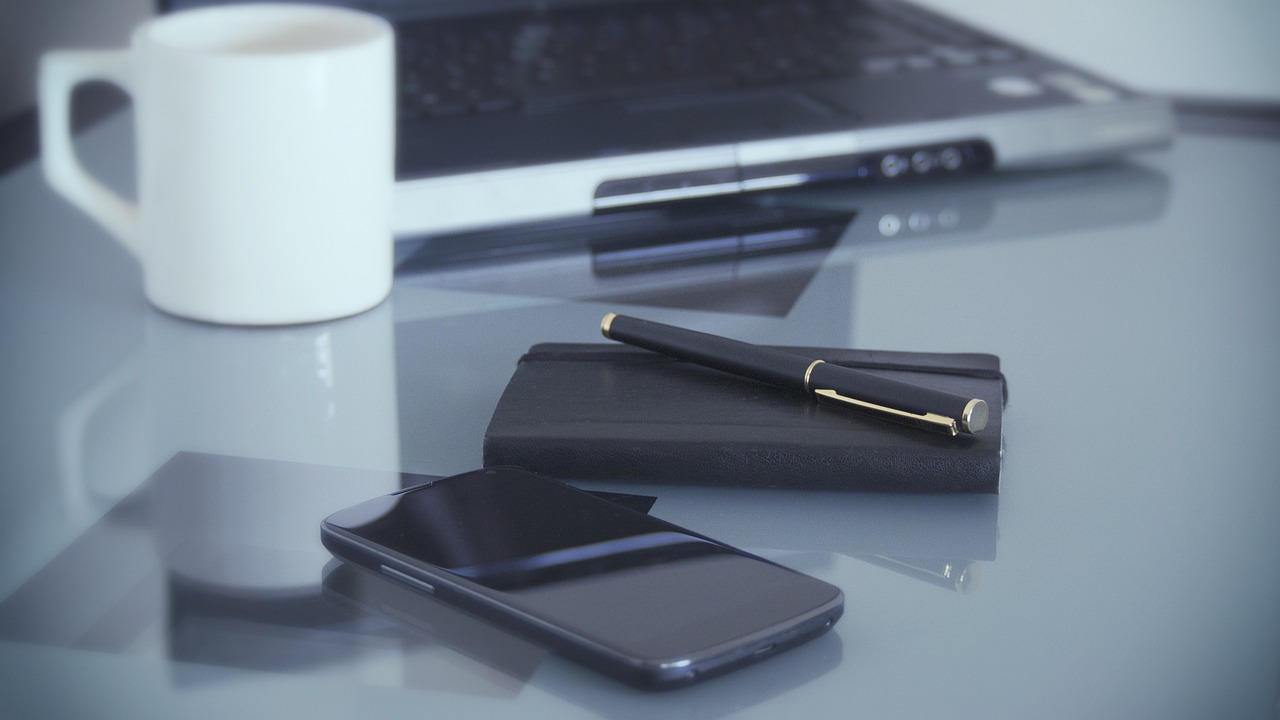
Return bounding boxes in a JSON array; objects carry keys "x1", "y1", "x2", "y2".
[{"x1": 622, "y1": 91, "x2": 846, "y2": 139}]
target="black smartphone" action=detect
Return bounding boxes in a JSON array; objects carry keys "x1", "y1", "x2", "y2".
[{"x1": 320, "y1": 467, "x2": 844, "y2": 690}]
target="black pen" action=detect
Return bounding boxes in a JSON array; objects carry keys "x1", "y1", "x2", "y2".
[{"x1": 600, "y1": 312, "x2": 987, "y2": 436}]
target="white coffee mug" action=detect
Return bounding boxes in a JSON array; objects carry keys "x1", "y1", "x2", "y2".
[{"x1": 40, "y1": 4, "x2": 395, "y2": 325}]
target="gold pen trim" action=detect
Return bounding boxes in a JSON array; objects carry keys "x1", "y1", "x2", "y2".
[
  {"x1": 813, "y1": 388, "x2": 959, "y2": 436},
  {"x1": 803, "y1": 359, "x2": 824, "y2": 393},
  {"x1": 600, "y1": 312, "x2": 617, "y2": 338}
]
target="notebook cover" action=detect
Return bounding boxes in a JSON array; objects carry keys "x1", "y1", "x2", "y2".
[{"x1": 482, "y1": 343, "x2": 1005, "y2": 493}]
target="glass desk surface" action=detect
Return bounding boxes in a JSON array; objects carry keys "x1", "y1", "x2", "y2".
[{"x1": 1, "y1": 110, "x2": 1278, "y2": 719}]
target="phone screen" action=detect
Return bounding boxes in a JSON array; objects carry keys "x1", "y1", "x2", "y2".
[{"x1": 322, "y1": 467, "x2": 843, "y2": 688}]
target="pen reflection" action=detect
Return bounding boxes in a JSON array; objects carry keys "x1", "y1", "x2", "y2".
[{"x1": 856, "y1": 555, "x2": 982, "y2": 594}]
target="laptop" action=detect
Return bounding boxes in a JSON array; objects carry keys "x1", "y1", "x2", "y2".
[{"x1": 160, "y1": 0, "x2": 1174, "y2": 238}]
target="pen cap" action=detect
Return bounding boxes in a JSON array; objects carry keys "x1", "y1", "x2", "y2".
[{"x1": 807, "y1": 361, "x2": 987, "y2": 433}]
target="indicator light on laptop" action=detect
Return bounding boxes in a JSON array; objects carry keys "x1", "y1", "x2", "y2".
[
  {"x1": 911, "y1": 151, "x2": 934, "y2": 173},
  {"x1": 939, "y1": 147, "x2": 965, "y2": 171},
  {"x1": 878, "y1": 214, "x2": 902, "y2": 237},
  {"x1": 880, "y1": 154, "x2": 908, "y2": 178}
]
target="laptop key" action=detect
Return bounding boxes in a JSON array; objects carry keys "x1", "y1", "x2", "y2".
[{"x1": 396, "y1": 0, "x2": 1017, "y2": 118}]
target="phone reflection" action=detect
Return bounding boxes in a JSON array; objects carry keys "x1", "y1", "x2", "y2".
[
  {"x1": 574, "y1": 480, "x2": 999, "y2": 595},
  {"x1": 333, "y1": 471, "x2": 728, "y2": 592},
  {"x1": 438, "y1": 529, "x2": 726, "y2": 591}
]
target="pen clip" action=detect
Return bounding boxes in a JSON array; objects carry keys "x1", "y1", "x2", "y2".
[{"x1": 812, "y1": 388, "x2": 959, "y2": 436}]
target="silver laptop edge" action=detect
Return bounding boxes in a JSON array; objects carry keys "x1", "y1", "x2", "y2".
[{"x1": 393, "y1": 95, "x2": 1173, "y2": 237}]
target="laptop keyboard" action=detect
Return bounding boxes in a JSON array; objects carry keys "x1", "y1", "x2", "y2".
[{"x1": 397, "y1": 0, "x2": 1022, "y2": 119}]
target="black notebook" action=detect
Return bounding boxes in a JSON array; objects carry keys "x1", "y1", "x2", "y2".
[{"x1": 483, "y1": 343, "x2": 1005, "y2": 493}]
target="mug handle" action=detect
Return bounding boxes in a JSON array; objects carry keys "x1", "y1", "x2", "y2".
[{"x1": 39, "y1": 50, "x2": 141, "y2": 256}]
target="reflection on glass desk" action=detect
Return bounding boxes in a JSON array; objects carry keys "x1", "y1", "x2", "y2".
[
  {"x1": 393, "y1": 161, "x2": 1168, "y2": 319},
  {"x1": 7, "y1": 453, "x2": 981, "y2": 714},
  {"x1": 395, "y1": 196, "x2": 853, "y2": 317},
  {"x1": 2, "y1": 108, "x2": 1280, "y2": 719}
]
